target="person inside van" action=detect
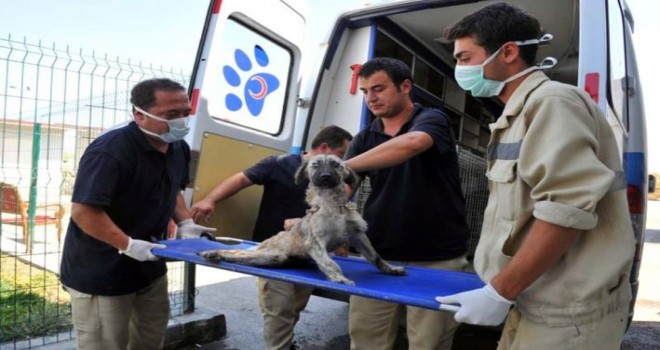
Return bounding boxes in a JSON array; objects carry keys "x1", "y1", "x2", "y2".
[
  {"x1": 190, "y1": 125, "x2": 353, "y2": 350},
  {"x1": 436, "y1": 3, "x2": 635, "y2": 348},
  {"x1": 344, "y1": 57, "x2": 469, "y2": 350}
]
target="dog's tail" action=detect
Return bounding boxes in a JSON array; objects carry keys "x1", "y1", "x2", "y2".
[{"x1": 198, "y1": 249, "x2": 289, "y2": 266}]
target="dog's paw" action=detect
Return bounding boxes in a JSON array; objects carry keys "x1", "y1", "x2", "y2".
[
  {"x1": 384, "y1": 265, "x2": 407, "y2": 276},
  {"x1": 197, "y1": 249, "x2": 225, "y2": 262},
  {"x1": 331, "y1": 276, "x2": 355, "y2": 286}
]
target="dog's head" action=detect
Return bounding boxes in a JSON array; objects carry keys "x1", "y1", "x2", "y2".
[{"x1": 295, "y1": 154, "x2": 357, "y2": 189}]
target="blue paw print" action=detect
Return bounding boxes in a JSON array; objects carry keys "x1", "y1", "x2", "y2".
[{"x1": 223, "y1": 45, "x2": 280, "y2": 117}]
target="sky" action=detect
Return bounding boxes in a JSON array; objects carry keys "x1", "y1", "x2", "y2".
[
  {"x1": 0, "y1": 1, "x2": 211, "y2": 71},
  {"x1": 0, "y1": 0, "x2": 658, "y2": 171}
]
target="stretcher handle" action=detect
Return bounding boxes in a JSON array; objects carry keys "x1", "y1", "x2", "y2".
[
  {"x1": 438, "y1": 303, "x2": 460, "y2": 313},
  {"x1": 214, "y1": 237, "x2": 245, "y2": 245}
]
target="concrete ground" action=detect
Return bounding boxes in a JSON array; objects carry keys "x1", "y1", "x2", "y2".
[{"x1": 622, "y1": 200, "x2": 660, "y2": 349}]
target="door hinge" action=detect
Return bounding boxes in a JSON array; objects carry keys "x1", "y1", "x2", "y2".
[
  {"x1": 623, "y1": 75, "x2": 636, "y2": 97},
  {"x1": 297, "y1": 97, "x2": 311, "y2": 108}
]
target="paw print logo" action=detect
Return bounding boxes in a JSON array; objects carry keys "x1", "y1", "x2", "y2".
[{"x1": 223, "y1": 45, "x2": 280, "y2": 117}]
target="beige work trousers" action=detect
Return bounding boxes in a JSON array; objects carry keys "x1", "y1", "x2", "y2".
[
  {"x1": 66, "y1": 275, "x2": 170, "y2": 350},
  {"x1": 349, "y1": 256, "x2": 468, "y2": 350},
  {"x1": 258, "y1": 277, "x2": 314, "y2": 350},
  {"x1": 497, "y1": 305, "x2": 628, "y2": 350}
]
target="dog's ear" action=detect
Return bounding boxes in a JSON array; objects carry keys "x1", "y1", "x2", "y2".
[
  {"x1": 295, "y1": 158, "x2": 309, "y2": 185},
  {"x1": 343, "y1": 164, "x2": 358, "y2": 188}
]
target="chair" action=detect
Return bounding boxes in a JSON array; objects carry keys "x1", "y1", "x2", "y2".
[{"x1": 0, "y1": 182, "x2": 65, "y2": 253}]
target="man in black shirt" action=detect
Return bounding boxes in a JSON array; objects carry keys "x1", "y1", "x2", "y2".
[
  {"x1": 191, "y1": 125, "x2": 353, "y2": 350},
  {"x1": 60, "y1": 78, "x2": 214, "y2": 350},
  {"x1": 344, "y1": 57, "x2": 469, "y2": 350}
]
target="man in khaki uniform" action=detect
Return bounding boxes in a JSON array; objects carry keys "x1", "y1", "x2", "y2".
[{"x1": 436, "y1": 3, "x2": 635, "y2": 349}]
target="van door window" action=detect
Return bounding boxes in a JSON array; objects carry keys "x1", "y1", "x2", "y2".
[
  {"x1": 203, "y1": 18, "x2": 292, "y2": 135},
  {"x1": 607, "y1": 0, "x2": 628, "y2": 127}
]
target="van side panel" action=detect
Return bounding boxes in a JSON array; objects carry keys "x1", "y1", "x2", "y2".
[
  {"x1": 307, "y1": 26, "x2": 373, "y2": 140},
  {"x1": 618, "y1": 0, "x2": 649, "y2": 322},
  {"x1": 187, "y1": 0, "x2": 307, "y2": 238},
  {"x1": 578, "y1": 0, "x2": 608, "y2": 112},
  {"x1": 193, "y1": 134, "x2": 284, "y2": 240}
]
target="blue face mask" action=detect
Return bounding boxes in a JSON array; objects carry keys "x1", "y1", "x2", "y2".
[
  {"x1": 454, "y1": 34, "x2": 555, "y2": 97},
  {"x1": 134, "y1": 105, "x2": 190, "y2": 143}
]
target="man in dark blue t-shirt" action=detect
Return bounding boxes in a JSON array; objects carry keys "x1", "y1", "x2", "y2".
[
  {"x1": 191, "y1": 125, "x2": 353, "y2": 350},
  {"x1": 344, "y1": 57, "x2": 469, "y2": 350},
  {"x1": 60, "y1": 78, "x2": 214, "y2": 350}
]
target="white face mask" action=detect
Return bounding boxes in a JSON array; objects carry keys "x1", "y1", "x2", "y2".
[
  {"x1": 454, "y1": 34, "x2": 555, "y2": 97},
  {"x1": 134, "y1": 105, "x2": 190, "y2": 143}
]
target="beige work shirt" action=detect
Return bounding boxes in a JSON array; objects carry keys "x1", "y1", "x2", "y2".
[{"x1": 475, "y1": 71, "x2": 635, "y2": 326}]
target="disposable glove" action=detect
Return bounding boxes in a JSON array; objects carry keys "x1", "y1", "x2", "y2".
[
  {"x1": 435, "y1": 283, "x2": 513, "y2": 326},
  {"x1": 120, "y1": 237, "x2": 166, "y2": 261},
  {"x1": 177, "y1": 218, "x2": 217, "y2": 240}
]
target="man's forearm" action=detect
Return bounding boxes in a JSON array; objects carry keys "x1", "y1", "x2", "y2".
[
  {"x1": 173, "y1": 192, "x2": 191, "y2": 223},
  {"x1": 204, "y1": 172, "x2": 253, "y2": 203},
  {"x1": 71, "y1": 203, "x2": 130, "y2": 250},
  {"x1": 490, "y1": 219, "x2": 580, "y2": 300},
  {"x1": 345, "y1": 131, "x2": 432, "y2": 172}
]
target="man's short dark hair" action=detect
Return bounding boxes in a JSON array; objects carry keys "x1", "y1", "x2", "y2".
[
  {"x1": 311, "y1": 125, "x2": 353, "y2": 149},
  {"x1": 130, "y1": 78, "x2": 187, "y2": 110},
  {"x1": 358, "y1": 57, "x2": 413, "y2": 90},
  {"x1": 444, "y1": 2, "x2": 542, "y2": 66}
]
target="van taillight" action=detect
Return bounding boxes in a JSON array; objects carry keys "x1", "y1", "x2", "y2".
[
  {"x1": 213, "y1": 0, "x2": 223, "y2": 14},
  {"x1": 190, "y1": 88, "x2": 200, "y2": 116},
  {"x1": 627, "y1": 185, "x2": 643, "y2": 214}
]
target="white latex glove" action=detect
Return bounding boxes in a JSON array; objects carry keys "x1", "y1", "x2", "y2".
[
  {"x1": 120, "y1": 238, "x2": 167, "y2": 261},
  {"x1": 177, "y1": 218, "x2": 217, "y2": 240},
  {"x1": 435, "y1": 283, "x2": 513, "y2": 326}
]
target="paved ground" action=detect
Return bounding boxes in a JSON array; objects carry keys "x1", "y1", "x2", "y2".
[{"x1": 621, "y1": 200, "x2": 660, "y2": 349}]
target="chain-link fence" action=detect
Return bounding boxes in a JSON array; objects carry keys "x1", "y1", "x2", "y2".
[
  {"x1": 0, "y1": 34, "x2": 192, "y2": 348},
  {"x1": 457, "y1": 147, "x2": 488, "y2": 258}
]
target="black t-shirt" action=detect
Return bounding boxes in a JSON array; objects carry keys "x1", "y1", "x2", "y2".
[
  {"x1": 244, "y1": 153, "x2": 309, "y2": 242},
  {"x1": 345, "y1": 104, "x2": 468, "y2": 261},
  {"x1": 60, "y1": 122, "x2": 190, "y2": 295}
]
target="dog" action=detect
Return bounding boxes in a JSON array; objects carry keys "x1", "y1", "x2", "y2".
[{"x1": 198, "y1": 154, "x2": 406, "y2": 285}]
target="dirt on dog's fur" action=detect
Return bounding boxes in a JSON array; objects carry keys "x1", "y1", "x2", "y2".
[{"x1": 198, "y1": 154, "x2": 405, "y2": 285}]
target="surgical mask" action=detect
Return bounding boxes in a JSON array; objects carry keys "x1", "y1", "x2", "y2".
[
  {"x1": 455, "y1": 34, "x2": 555, "y2": 97},
  {"x1": 134, "y1": 105, "x2": 190, "y2": 143}
]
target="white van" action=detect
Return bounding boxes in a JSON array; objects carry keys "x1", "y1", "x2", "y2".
[{"x1": 184, "y1": 0, "x2": 649, "y2": 324}]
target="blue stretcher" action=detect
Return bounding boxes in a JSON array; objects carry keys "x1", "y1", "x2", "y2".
[{"x1": 153, "y1": 238, "x2": 484, "y2": 311}]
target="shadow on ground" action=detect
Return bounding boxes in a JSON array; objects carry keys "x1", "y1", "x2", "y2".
[
  {"x1": 623, "y1": 321, "x2": 660, "y2": 349},
  {"x1": 183, "y1": 276, "x2": 498, "y2": 350},
  {"x1": 179, "y1": 274, "x2": 659, "y2": 350}
]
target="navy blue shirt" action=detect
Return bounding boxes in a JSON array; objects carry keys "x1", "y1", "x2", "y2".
[
  {"x1": 60, "y1": 122, "x2": 190, "y2": 295},
  {"x1": 345, "y1": 104, "x2": 468, "y2": 261},
  {"x1": 244, "y1": 153, "x2": 308, "y2": 242}
]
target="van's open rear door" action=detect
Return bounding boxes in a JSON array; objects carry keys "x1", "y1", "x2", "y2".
[{"x1": 186, "y1": 0, "x2": 306, "y2": 240}]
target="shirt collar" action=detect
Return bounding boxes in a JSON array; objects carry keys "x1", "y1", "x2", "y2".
[
  {"x1": 370, "y1": 103, "x2": 423, "y2": 135},
  {"x1": 490, "y1": 70, "x2": 550, "y2": 131}
]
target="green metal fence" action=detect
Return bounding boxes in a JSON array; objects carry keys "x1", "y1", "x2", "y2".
[{"x1": 0, "y1": 34, "x2": 192, "y2": 348}]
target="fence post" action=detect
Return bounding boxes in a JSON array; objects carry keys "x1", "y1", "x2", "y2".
[
  {"x1": 184, "y1": 263, "x2": 196, "y2": 313},
  {"x1": 28, "y1": 123, "x2": 42, "y2": 250}
]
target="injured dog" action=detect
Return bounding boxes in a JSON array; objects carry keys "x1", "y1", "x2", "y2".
[{"x1": 198, "y1": 154, "x2": 405, "y2": 285}]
